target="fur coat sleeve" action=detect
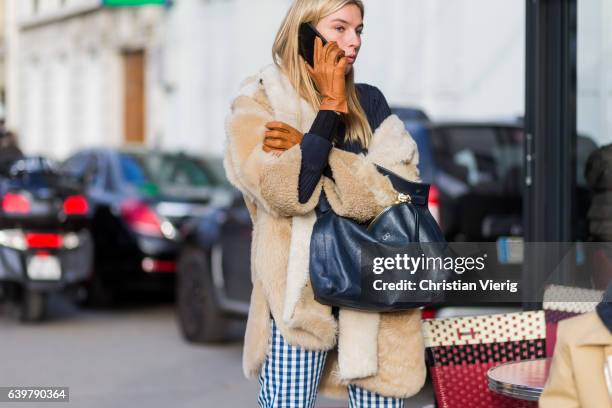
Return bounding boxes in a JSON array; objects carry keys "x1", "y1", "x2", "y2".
[{"x1": 224, "y1": 78, "x2": 421, "y2": 222}]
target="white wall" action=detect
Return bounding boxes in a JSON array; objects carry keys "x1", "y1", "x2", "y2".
[
  {"x1": 159, "y1": 0, "x2": 292, "y2": 155},
  {"x1": 357, "y1": 0, "x2": 525, "y2": 121},
  {"x1": 161, "y1": 0, "x2": 525, "y2": 157}
]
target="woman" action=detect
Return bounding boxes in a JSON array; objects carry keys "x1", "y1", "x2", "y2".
[
  {"x1": 539, "y1": 283, "x2": 612, "y2": 408},
  {"x1": 223, "y1": 1, "x2": 425, "y2": 406}
]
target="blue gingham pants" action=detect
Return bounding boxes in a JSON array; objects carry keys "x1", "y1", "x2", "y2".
[{"x1": 257, "y1": 318, "x2": 404, "y2": 408}]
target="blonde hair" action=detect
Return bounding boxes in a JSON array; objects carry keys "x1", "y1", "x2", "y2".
[{"x1": 272, "y1": 0, "x2": 372, "y2": 148}]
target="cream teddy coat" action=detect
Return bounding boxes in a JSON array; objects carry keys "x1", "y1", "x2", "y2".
[{"x1": 223, "y1": 63, "x2": 426, "y2": 400}]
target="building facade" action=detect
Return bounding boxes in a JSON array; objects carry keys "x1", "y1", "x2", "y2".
[{"x1": 5, "y1": 0, "x2": 165, "y2": 159}]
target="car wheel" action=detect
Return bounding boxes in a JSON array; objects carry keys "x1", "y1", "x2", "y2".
[{"x1": 176, "y1": 246, "x2": 228, "y2": 343}]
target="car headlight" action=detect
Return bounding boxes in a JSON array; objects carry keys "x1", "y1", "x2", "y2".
[
  {"x1": 0, "y1": 230, "x2": 27, "y2": 251},
  {"x1": 160, "y1": 220, "x2": 177, "y2": 240}
]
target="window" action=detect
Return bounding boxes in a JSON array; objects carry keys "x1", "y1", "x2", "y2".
[
  {"x1": 61, "y1": 153, "x2": 98, "y2": 187},
  {"x1": 62, "y1": 153, "x2": 90, "y2": 178},
  {"x1": 431, "y1": 126, "x2": 524, "y2": 192},
  {"x1": 119, "y1": 151, "x2": 222, "y2": 192}
]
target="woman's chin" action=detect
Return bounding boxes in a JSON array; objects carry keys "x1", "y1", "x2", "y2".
[{"x1": 345, "y1": 64, "x2": 353, "y2": 75}]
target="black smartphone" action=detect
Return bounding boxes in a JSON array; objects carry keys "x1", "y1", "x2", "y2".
[{"x1": 298, "y1": 22, "x2": 328, "y2": 67}]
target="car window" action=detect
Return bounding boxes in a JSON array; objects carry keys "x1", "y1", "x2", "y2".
[
  {"x1": 62, "y1": 153, "x2": 99, "y2": 187},
  {"x1": 62, "y1": 153, "x2": 90, "y2": 177},
  {"x1": 8, "y1": 157, "x2": 60, "y2": 189},
  {"x1": 431, "y1": 126, "x2": 524, "y2": 189},
  {"x1": 200, "y1": 156, "x2": 229, "y2": 186},
  {"x1": 118, "y1": 152, "x2": 223, "y2": 193},
  {"x1": 119, "y1": 154, "x2": 153, "y2": 185},
  {"x1": 119, "y1": 153, "x2": 159, "y2": 195},
  {"x1": 157, "y1": 156, "x2": 214, "y2": 187}
]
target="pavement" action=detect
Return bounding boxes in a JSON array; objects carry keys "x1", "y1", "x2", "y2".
[{"x1": 0, "y1": 293, "x2": 434, "y2": 408}]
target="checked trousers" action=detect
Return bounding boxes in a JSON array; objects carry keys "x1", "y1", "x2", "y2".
[{"x1": 257, "y1": 318, "x2": 404, "y2": 408}]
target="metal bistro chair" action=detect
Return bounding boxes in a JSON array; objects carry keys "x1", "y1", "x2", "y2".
[
  {"x1": 422, "y1": 310, "x2": 546, "y2": 408},
  {"x1": 542, "y1": 284, "x2": 603, "y2": 356}
]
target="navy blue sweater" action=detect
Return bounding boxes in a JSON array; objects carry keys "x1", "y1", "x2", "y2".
[{"x1": 298, "y1": 84, "x2": 393, "y2": 203}]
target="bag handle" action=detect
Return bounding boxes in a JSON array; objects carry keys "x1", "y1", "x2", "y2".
[
  {"x1": 316, "y1": 163, "x2": 429, "y2": 214},
  {"x1": 374, "y1": 164, "x2": 429, "y2": 206}
]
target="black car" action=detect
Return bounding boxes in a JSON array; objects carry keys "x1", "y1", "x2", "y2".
[
  {"x1": 396, "y1": 109, "x2": 597, "y2": 246},
  {"x1": 62, "y1": 147, "x2": 230, "y2": 305},
  {"x1": 404, "y1": 119, "x2": 525, "y2": 241},
  {"x1": 395, "y1": 109, "x2": 597, "y2": 317},
  {"x1": 176, "y1": 182, "x2": 251, "y2": 343},
  {"x1": 0, "y1": 156, "x2": 93, "y2": 321}
]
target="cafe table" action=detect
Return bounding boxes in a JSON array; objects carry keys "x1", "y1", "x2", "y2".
[{"x1": 487, "y1": 357, "x2": 552, "y2": 401}]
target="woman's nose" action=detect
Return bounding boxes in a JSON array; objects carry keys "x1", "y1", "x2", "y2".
[{"x1": 344, "y1": 30, "x2": 361, "y2": 52}]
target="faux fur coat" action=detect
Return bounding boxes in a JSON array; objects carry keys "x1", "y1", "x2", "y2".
[{"x1": 223, "y1": 63, "x2": 426, "y2": 400}]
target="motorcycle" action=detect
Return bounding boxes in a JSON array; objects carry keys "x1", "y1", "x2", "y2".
[{"x1": 0, "y1": 156, "x2": 93, "y2": 322}]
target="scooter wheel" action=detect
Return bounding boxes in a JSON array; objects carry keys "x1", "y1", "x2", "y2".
[{"x1": 7, "y1": 289, "x2": 47, "y2": 322}]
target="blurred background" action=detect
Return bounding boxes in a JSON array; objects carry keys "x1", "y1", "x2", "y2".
[
  {"x1": 0, "y1": 0, "x2": 611, "y2": 407},
  {"x1": 3, "y1": 0, "x2": 529, "y2": 157}
]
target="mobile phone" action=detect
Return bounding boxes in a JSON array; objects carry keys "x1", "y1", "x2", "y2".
[{"x1": 298, "y1": 22, "x2": 328, "y2": 67}]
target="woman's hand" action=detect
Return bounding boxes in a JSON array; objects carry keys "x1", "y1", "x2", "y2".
[
  {"x1": 305, "y1": 37, "x2": 349, "y2": 114},
  {"x1": 262, "y1": 121, "x2": 303, "y2": 156}
]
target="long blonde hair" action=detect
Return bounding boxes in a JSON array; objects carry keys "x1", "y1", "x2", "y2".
[{"x1": 272, "y1": 0, "x2": 372, "y2": 148}]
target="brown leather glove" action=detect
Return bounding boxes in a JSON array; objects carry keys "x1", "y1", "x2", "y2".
[
  {"x1": 305, "y1": 37, "x2": 349, "y2": 114},
  {"x1": 262, "y1": 121, "x2": 303, "y2": 156}
]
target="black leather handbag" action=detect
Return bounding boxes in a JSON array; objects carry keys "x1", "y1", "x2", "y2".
[{"x1": 309, "y1": 165, "x2": 451, "y2": 312}]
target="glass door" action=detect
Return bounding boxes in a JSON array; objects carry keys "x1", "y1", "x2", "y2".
[
  {"x1": 575, "y1": 0, "x2": 612, "y2": 289},
  {"x1": 524, "y1": 0, "x2": 612, "y2": 307}
]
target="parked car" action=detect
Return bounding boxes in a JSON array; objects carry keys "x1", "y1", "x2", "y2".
[
  {"x1": 0, "y1": 156, "x2": 92, "y2": 321},
  {"x1": 61, "y1": 147, "x2": 229, "y2": 305},
  {"x1": 176, "y1": 184, "x2": 251, "y2": 343},
  {"x1": 394, "y1": 107, "x2": 597, "y2": 243}
]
